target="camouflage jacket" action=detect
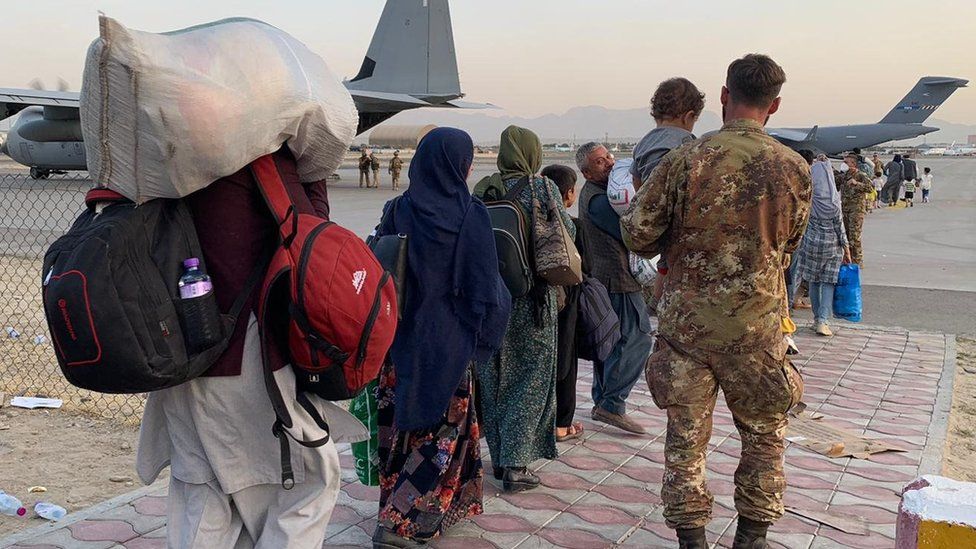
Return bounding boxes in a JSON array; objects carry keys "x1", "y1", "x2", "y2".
[
  {"x1": 369, "y1": 154, "x2": 381, "y2": 170},
  {"x1": 836, "y1": 170, "x2": 874, "y2": 213},
  {"x1": 621, "y1": 119, "x2": 812, "y2": 354},
  {"x1": 389, "y1": 156, "x2": 403, "y2": 173},
  {"x1": 359, "y1": 154, "x2": 371, "y2": 171}
]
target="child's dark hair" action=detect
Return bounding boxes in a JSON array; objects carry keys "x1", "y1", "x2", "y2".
[
  {"x1": 541, "y1": 164, "x2": 578, "y2": 199},
  {"x1": 651, "y1": 77, "x2": 706, "y2": 121},
  {"x1": 924, "y1": 167, "x2": 931, "y2": 174}
]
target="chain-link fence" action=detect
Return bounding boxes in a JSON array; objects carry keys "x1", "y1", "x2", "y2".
[{"x1": 0, "y1": 171, "x2": 145, "y2": 424}]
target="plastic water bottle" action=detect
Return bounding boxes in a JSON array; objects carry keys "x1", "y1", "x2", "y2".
[
  {"x1": 177, "y1": 258, "x2": 221, "y2": 353},
  {"x1": 178, "y1": 258, "x2": 213, "y2": 299},
  {"x1": 0, "y1": 492, "x2": 26, "y2": 517},
  {"x1": 34, "y1": 502, "x2": 67, "y2": 521}
]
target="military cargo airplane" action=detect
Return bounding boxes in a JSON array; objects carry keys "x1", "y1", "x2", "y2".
[
  {"x1": 0, "y1": 0, "x2": 486, "y2": 178},
  {"x1": 768, "y1": 76, "x2": 968, "y2": 157}
]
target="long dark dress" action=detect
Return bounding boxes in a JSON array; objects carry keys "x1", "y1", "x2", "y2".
[
  {"x1": 377, "y1": 360, "x2": 483, "y2": 540},
  {"x1": 477, "y1": 176, "x2": 576, "y2": 467}
]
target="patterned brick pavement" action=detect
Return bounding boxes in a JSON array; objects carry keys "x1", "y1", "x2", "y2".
[{"x1": 0, "y1": 324, "x2": 953, "y2": 548}]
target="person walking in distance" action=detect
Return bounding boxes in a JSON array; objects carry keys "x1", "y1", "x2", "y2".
[
  {"x1": 388, "y1": 150, "x2": 404, "y2": 191},
  {"x1": 902, "y1": 152, "x2": 919, "y2": 189},
  {"x1": 622, "y1": 54, "x2": 809, "y2": 548},
  {"x1": 360, "y1": 150, "x2": 372, "y2": 188},
  {"x1": 921, "y1": 167, "x2": 933, "y2": 202},
  {"x1": 871, "y1": 152, "x2": 884, "y2": 176},
  {"x1": 882, "y1": 154, "x2": 904, "y2": 206},
  {"x1": 370, "y1": 150, "x2": 382, "y2": 188},
  {"x1": 837, "y1": 154, "x2": 874, "y2": 265},
  {"x1": 577, "y1": 141, "x2": 653, "y2": 435}
]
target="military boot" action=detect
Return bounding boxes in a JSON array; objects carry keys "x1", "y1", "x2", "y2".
[
  {"x1": 732, "y1": 516, "x2": 770, "y2": 549},
  {"x1": 675, "y1": 527, "x2": 707, "y2": 549}
]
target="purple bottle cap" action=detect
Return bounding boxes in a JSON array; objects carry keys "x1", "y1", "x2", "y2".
[
  {"x1": 16, "y1": 507, "x2": 26, "y2": 516},
  {"x1": 183, "y1": 257, "x2": 200, "y2": 269}
]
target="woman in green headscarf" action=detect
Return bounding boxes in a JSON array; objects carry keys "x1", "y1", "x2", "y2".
[{"x1": 474, "y1": 126, "x2": 576, "y2": 492}]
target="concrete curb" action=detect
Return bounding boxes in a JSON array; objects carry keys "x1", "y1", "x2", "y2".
[
  {"x1": 919, "y1": 334, "x2": 957, "y2": 476},
  {"x1": 0, "y1": 480, "x2": 167, "y2": 548}
]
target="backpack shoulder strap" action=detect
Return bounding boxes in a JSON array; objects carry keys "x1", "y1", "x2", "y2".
[
  {"x1": 251, "y1": 155, "x2": 300, "y2": 248},
  {"x1": 503, "y1": 176, "x2": 532, "y2": 202},
  {"x1": 251, "y1": 155, "x2": 294, "y2": 224}
]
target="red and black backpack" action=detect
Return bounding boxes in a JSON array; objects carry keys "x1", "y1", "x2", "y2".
[{"x1": 251, "y1": 155, "x2": 398, "y2": 487}]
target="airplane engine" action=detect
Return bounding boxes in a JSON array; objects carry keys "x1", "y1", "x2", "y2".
[{"x1": 6, "y1": 107, "x2": 87, "y2": 178}]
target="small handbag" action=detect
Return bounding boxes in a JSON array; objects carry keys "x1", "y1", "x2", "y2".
[
  {"x1": 366, "y1": 198, "x2": 408, "y2": 318},
  {"x1": 533, "y1": 179, "x2": 583, "y2": 286}
]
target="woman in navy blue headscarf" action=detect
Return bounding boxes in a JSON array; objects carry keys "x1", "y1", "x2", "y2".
[{"x1": 372, "y1": 127, "x2": 511, "y2": 548}]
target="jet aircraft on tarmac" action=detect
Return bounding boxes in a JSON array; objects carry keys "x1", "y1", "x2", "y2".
[
  {"x1": 768, "y1": 76, "x2": 968, "y2": 157},
  {"x1": 0, "y1": 0, "x2": 486, "y2": 178}
]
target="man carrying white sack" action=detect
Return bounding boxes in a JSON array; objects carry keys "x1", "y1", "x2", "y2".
[{"x1": 79, "y1": 16, "x2": 364, "y2": 548}]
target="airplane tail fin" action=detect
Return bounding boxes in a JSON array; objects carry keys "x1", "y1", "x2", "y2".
[
  {"x1": 345, "y1": 0, "x2": 461, "y2": 99},
  {"x1": 879, "y1": 76, "x2": 968, "y2": 124}
]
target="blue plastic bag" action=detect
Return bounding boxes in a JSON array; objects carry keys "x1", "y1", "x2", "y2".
[{"x1": 833, "y1": 264, "x2": 862, "y2": 322}]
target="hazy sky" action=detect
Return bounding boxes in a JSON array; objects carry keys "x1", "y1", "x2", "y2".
[{"x1": 5, "y1": 0, "x2": 975, "y2": 126}]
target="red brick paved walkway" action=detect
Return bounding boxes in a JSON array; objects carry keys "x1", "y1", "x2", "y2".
[{"x1": 0, "y1": 324, "x2": 953, "y2": 548}]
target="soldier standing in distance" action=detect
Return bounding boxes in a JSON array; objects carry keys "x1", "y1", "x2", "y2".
[
  {"x1": 621, "y1": 54, "x2": 811, "y2": 549},
  {"x1": 837, "y1": 154, "x2": 875, "y2": 265},
  {"x1": 389, "y1": 150, "x2": 404, "y2": 190},
  {"x1": 359, "y1": 150, "x2": 372, "y2": 188},
  {"x1": 370, "y1": 151, "x2": 381, "y2": 188}
]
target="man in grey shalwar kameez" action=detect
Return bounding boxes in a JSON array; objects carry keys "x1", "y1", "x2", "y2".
[{"x1": 136, "y1": 151, "x2": 367, "y2": 549}]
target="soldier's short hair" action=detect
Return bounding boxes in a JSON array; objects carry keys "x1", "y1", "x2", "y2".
[
  {"x1": 798, "y1": 149, "x2": 816, "y2": 165},
  {"x1": 726, "y1": 54, "x2": 786, "y2": 108},
  {"x1": 651, "y1": 78, "x2": 705, "y2": 121},
  {"x1": 541, "y1": 164, "x2": 578, "y2": 199},
  {"x1": 575, "y1": 142, "x2": 604, "y2": 171}
]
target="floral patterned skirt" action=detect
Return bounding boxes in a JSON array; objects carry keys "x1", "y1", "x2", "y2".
[{"x1": 377, "y1": 361, "x2": 483, "y2": 541}]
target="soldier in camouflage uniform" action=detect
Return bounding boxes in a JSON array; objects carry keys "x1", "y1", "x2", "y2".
[
  {"x1": 370, "y1": 151, "x2": 381, "y2": 188},
  {"x1": 389, "y1": 150, "x2": 404, "y2": 190},
  {"x1": 359, "y1": 150, "x2": 372, "y2": 188},
  {"x1": 837, "y1": 154, "x2": 875, "y2": 265},
  {"x1": 621, "y1": 54, "x2": 810, "y2": 549}
]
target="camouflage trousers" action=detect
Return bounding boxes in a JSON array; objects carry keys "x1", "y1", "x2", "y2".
[
  {"x1": 360, "y1": 169, "x2": 371, "y2": 188},
  {"x1": 645, "y1": 336, "x2": 803, "y2": 529},
  {"x1": 391, "y1": 170, "x2": 401, "y2": 190},
  {"x1": 843, "y1": 209, "x2": 865, "y2": 265}
]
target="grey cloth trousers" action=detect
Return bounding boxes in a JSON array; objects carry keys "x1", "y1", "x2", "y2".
[
  {"x1": 165, "y1": 439, "x2": 340, "y2": 549},
  {"x1": 592, "y1": 291, "x2": 653, "y2": 415}
]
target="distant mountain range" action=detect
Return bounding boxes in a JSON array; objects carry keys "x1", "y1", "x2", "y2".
[{"x1": 370, "y1": 106, "x2": 975, "y2": 147}]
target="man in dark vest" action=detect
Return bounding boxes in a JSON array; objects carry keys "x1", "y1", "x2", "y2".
[{"x1": 575, "y1": 142, "x2": 652, "y2": 435}]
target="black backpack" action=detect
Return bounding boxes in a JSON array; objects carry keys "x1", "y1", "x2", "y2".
[
  {"x1": 41, "y1": 189, "x2": 263, "y2": 393},
  {"x1": 576, "y1": 276, "x2": 621, "y2": 363},
  {"x1": 482, "y1": 177, "x2": 534, "y2": 298}
]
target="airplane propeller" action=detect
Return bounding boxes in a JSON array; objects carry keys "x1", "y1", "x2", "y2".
[{"x1": 27, "y1": 78, "x2": 71, "y2": 92}]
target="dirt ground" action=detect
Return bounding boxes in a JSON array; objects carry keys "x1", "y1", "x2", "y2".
[
  {"x1": 943, "y1": 337, "x2": 976, "y2": 482},
  {"x1": 0, "y1": 401, "x2": 154, "y2": 537}
]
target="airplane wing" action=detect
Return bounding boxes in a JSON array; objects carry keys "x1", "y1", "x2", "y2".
[
  {"x1": 0, "y1": 88, "x2": 80, "y2": 119},
  {"x1": 767, "y1": 126, "x2": 818, "y2": 144},
  {"x1": 348, "y1": 90, "x2": 495, "y2": 112}
]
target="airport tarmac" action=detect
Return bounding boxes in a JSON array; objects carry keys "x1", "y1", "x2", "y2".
[{"x1": 2, "y1": 154, "x2": 974, "y2": 333}]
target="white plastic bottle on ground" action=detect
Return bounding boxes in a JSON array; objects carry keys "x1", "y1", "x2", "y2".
[
  {"x1": 34, "y1": 502, "x2": 67, "y2": 520},
  {"x1": 0, "y1": 491, "x2": 27, "y2": 516}
]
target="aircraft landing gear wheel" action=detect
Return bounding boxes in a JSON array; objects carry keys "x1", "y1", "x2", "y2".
[{"x1": 29, "y1": 167, "x2": 50, "y2": 180}]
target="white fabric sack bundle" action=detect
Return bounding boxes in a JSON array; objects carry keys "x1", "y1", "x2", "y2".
[
  {"x1": 607, "y1": 158, "x2": 636, "y2": 216},
  {"x1": 81, "y1": 16, "x2": 359, "y2": 203}
]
